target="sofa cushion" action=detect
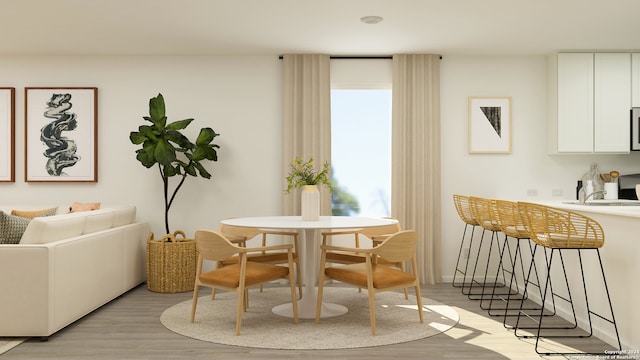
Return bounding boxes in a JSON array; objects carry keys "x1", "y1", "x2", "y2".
[
  {"x1": 112, "y1": 206, "x2": 136, "y2": 227},
  {"x1": 82, "y1": 209, "x2": 116, "y2": 234},
  {"x1": 11, "y1": 207, "x2": 57, "y2": 219},
  {"x1": 0, "y1": 211, "x2": 31, "y2": 244},
  {"x1": 20, "y1": 213, "x2": 86, "y2": 244}
]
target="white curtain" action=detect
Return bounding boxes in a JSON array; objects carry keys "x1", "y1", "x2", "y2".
[
  {"x1": 281, "y1": 54, "x2": 332, "y2": 216},
  {"x1": 391, "y1": 54, "x2": 442, "y2": 284}
]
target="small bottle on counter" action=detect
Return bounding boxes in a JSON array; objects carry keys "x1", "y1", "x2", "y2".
[
  {"x1": 585, "y1": 180, "x2": 594, "y2": 200},
  {"x1": 576, "y1": 180, "x2": 583, "y2": 200}
]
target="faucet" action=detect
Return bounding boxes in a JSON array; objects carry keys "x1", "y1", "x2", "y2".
[{"x1": 581, "y1": 190, "x2": 607, "y2": 204}]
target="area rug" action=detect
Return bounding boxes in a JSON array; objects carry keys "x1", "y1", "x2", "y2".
[
  {"x1": 161, "y1": 287, "x2": 459, "y2": 349},
  {"x1": 0, "y1": 337, "x2": 28, "y2": 355}
]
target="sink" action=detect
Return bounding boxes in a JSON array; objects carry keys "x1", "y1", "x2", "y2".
[{"x1": 563, "y1": 200, "x2": 640, "y2": 206}]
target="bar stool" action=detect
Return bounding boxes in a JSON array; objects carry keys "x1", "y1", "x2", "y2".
[
  {"x1": 452, "y1": 194, "x2": 480, "y2": 291},
  {"x1": 489, "y1": 199, "x2": 549, "y2": 325},
  {"x1": 516, "y1": 202, "x2": 622, "y2": 356},
  {"x1": 465, "y1": 196, "x2": 509, "y2": 303}
]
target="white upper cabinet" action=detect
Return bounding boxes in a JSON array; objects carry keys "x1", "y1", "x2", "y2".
[
  {"x1": 557, "y1": 53, "x2": 594, "y2": 152},
  {"x1": 632, "y1": 53, "x2": 640, "y2": 107},
  {"x1": 594, "y1": 53, "x2": 631, "y2": 152},
  {"x1": 556, "y1": 53, "x2": 630, "y2": 153}
]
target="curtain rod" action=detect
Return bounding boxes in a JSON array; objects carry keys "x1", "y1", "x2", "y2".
[{"x1": 278, "y1": 55, "x2": 442, "y2": 60}]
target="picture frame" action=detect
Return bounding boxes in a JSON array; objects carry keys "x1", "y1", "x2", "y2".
[
  {"x1": 631, "y1": 107, "x2": 640, "y2": 151},
  {"x1": 0, "y1": 88, "x2": 15, "y2": 182},
  {"x1": 468, "y1": 96, "x2": 512, "y2": 154},
  {"x1": 25, "y1": 87, "x2": 98, "y2": 182}
]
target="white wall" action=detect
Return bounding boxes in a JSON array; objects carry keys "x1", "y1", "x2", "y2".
[
  {"x1": 2, "y1": 53, "x2": 639, "y2": 282},
  {"x1": 439, "y1": 55, "x2": 640, "y2": 281},
  {"x1": 0, "y1": 56, "x2": 284, "y2": 237}
]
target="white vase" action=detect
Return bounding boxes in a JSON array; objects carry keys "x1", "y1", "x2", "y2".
[{"x1": 301, "y1": 185, "x2": 320, "y2": 221}]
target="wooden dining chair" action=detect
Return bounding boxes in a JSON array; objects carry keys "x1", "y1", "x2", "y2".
[
  {"x1": 316, "y1": 230, "x2": 423, "y2": 335},
  {"x1": 217, "y1": 222, "x2": 302, "y2": 298},
  {"x1": 320, "y1": 220, "x2": 408, "y2": 298},
  {"x1": 190, "y1": 229, "x2": 298, "y2": 335},
  {"x1": 320, "y1": 220, "x2": 401, "y2": 265}
]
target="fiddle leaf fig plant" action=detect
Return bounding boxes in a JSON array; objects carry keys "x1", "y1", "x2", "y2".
[{"x1": 130, "y1": 93, "x2": 220, "y2": 234}]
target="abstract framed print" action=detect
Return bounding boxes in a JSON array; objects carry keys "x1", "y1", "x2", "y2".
[
  {"x1": 0, "y1": 88, "x2": 15, "y2": 182},
  {"x1": 25, "y1": 87, "x2": 98, "y2": 182},
  {"x1": 468, "y1": 96, "x2": 512, "y2": 154}
]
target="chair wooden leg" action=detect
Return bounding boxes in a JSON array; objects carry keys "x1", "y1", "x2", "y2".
[
  {"x1": 211, "y1": 288, "x2": 216, "y2": 299},
  {"x1": 288, "y1": 269, "x2": 299, "y2": 324},
  {"x1": 236, "y1": 289, "x2": 244, "y2": 336},
  {"x1": 367, "y1": 290, "x2": 376, "y2": 336},
  {"x1": 401, "y1": 263, "x2": 409, "y2": 299},
  {"x1": 190, "y1": 286, "x2": 200, "y2": 323},
  {"x1": 414, "y1": 284, "x2": 424, "y2": 323},
  {"x1": 295, "y1": 259, "x2": 303, "y2": 299}
]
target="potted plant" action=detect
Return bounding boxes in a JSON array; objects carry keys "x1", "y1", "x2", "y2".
[
  {"x1": 285, "y1": 156, "x2": 331, "y2": 220},
  {"x1": 129, "y1": 93, "x2": 220, "y2": 292}
]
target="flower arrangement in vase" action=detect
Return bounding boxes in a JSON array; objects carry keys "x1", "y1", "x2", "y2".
[{"x1": 285, "y1": 156, "x2": 332, "y2": 220}]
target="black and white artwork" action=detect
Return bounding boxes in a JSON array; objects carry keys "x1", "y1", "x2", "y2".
[
  {"x1": 468, "y1": 96, "x2": 511, "y2": 154},
  {"x1": 25, "y1": 87, "x2": 97, "y2": 182},
  {"x1": 0, "y1": 88, "x2": 15, "y2": 182}
]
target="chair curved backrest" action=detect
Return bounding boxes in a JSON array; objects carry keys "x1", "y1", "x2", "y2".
[
  {"x1": 453, "y1": 194, "x2": 479, "y2": 225},
  {"x1": 359, "y1": 221, "x2": 401, "y2": 239},
  {"x1": 371, "y1": 230, "x2": 418, "y2": 263},
  {"x1": 195, "y1": 230, "x2": 241, "y2": 262},
  {"x1": 491, "y1": 199, "x2": 530, "y2": 239},
  {"x1": 469, "y1": 196, "x2": 501, "y2": 231},
  {"x1": 517, "y1": 202, "x2": 604, "y2": 249},
  {"x1": 219, "y1": 222, "x2": 263, "y2": 241}
]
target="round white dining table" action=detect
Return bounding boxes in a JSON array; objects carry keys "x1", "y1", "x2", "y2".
[{"x1": 220, "y1": 216, "x2": 398, "y2": 319}]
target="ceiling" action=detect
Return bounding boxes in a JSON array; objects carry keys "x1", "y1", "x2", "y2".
[{"x1": 2, "y1": 0, "x2": 640, "y2": 56}]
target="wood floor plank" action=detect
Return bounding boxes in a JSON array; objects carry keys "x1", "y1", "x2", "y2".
[{"x1": 1, "y1": 283, "x2": 615, "y2": 359}]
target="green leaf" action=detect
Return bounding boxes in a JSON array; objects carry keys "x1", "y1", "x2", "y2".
[
  {"x1": 129, "y1": 131, "x2": 146, "y2": 145},
  {"x1": 154, "y1": 139, "x2": 176, "y2": 165},
  {"x1": 149, "y1": 94, "x2": 166, "y2": 122},
  {"x1": 195, "y1": 127, "x2": 219, "y2": 145},
  {"x1": 166, "y1": 118, "x2": 194, "y2": 131},
  {"x1": 194, "y1": 162, "x2": 212, "y2": 179},
  {"x1": 163, "y1": 164, "x2": 179, "y2": 177}
]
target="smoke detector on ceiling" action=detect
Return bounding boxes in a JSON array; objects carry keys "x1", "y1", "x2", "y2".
[{"x1": 360, "y1": 16, "x2": 383, "y2": 24}]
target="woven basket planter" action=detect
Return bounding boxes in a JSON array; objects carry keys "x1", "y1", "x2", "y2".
[{"x1": 146, "y1": 230, "x2": 198, "y2": 293}]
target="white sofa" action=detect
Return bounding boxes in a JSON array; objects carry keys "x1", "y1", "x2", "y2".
[{"x1": 0, "y1": 205, "x2": 149, "y2": 338}]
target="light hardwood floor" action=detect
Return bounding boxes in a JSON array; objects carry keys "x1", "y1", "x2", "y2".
[{"x1": 1, "y1": 283, "x2": 615, "y2": 360}]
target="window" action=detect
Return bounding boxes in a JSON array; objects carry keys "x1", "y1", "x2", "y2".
[
  {"x1": 331, "y1": 89, "x2": 391, "y2": 216},
  {"x1": 330, "y1": 59, "x2": 392, "y2": 217}
]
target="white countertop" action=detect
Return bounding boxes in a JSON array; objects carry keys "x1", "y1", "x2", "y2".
[{"x1": 535, "y1": 199, "x2": 640, "y2": 219}]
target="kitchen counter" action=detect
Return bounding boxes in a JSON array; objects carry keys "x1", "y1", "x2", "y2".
[
  {"x1": 537, "y1": 199, "x2": 640, "y2": 218},
  {"x1": 525, "y1": 199, "x2": 639, "y2": 349}
]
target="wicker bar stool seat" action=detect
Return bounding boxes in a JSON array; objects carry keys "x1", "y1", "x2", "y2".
[
  {"x1": 489, "y1": 199, "x2": 550, "y2": 325},
  {"x1": 452, "y1": 194, "x2": 481, "y2": 291},
  {"x1": 516, "y1": 202, "x2": 622, "y2": 356},
  {"x1": 465, "y1": 196, "x2": 511, "y2": 303}
]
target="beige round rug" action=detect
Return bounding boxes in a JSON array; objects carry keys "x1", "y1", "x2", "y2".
[{"x1": 160, "y1": 287, "x2": 459, "y2": 349}]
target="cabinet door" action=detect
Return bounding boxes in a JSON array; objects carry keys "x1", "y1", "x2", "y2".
[
  {"x1": 557, "y1": 53, "x2": 594, "y2": 152},
  {"x1": 632, "y1": 53, "x2": 640, "y2": 107},
  {"x1": 594, "y1": 53, "x2": 631, "y2": 153}
]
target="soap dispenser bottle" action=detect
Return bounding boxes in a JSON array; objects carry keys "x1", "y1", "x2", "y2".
[{"x1": 585, "y1": 180, "x2": 594, "y2": 201}]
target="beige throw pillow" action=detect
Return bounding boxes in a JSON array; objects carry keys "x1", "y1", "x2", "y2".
[
  {"x1": 69, "y1": 202, "x2": 101, "y2": 213},
  {"x1": 11, "y1": 207, "x2": 57, "y2": 219}
]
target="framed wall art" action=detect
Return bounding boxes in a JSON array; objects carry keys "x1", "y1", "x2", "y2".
[
  {"x1": 25, "y1": 87, "x2": 98, "y2": 182},
  {"x1": 468, "y1": 96, "x2": 512, "y2": 154},
  {"x1": 0, "y1": 88, "x2": 15, "y2": 182}
]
